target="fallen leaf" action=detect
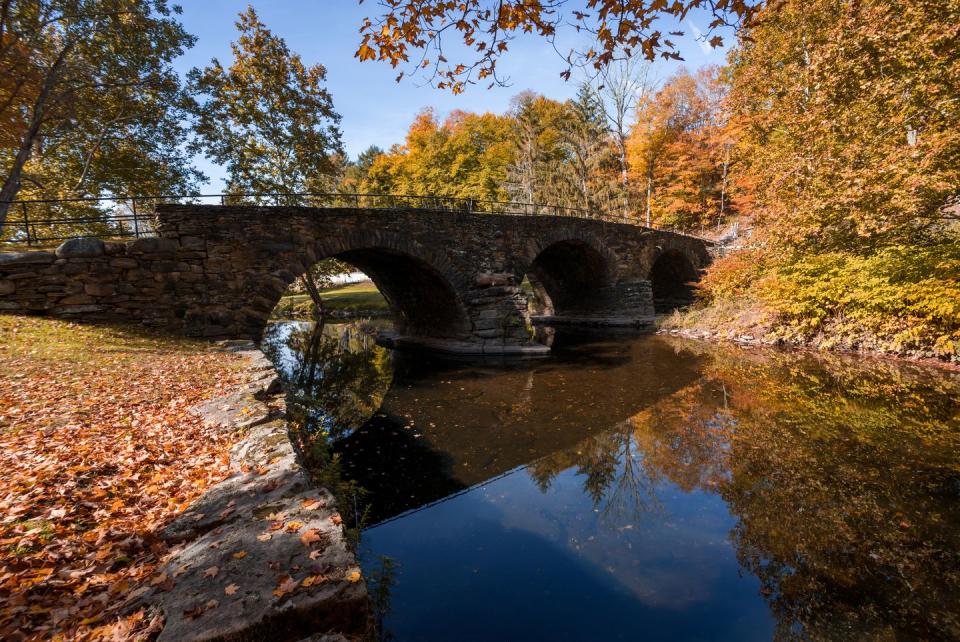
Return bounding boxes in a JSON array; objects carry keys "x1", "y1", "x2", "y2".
[
  {"x1": 272, "y1": 576, "x2": 299, "y2": 597},
  {"x1": 346, "y1": 570, "x2": 361, "y2": 583},
  {"x1": 224, "y1": 584, "x2": 239, "y2": 596},
  {"x1": 330, "y1": 514, "x2": 342, "y2": 526},
  {"x1": 202, "y1": 566, "x2": 219, "y2": 578},
  {"x1": 232, "y1": 550, "x2": 247, "y2": 559},
  {"x1": 300, "y1": 529, "x2": 322, "y2": 546},
  {"x1": 256, "y1": 533, "x2": 272, "y2": 542}
]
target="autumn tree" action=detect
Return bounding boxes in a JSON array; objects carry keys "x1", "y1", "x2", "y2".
[
  {"x1": 338, "y1": 145, "x2": 384, "y2": 193},
  {"x1": 188, "y1": 6, "x2": 343, "y2": 203},
  {"x1": 505, "y1": 92, "x2": 568, "y2": 204},
  {"x1": 729, "y1": 0, "x2": 960, "y2": 250},
  {"x1": 363, "y1": 108, "x2": 513, "y2": 201},
  {"x1": 591, "y1": 56, "x2": 656, "y2": 204},
  {"x1": 0, "y1": 0, "x2": 201, "y2": 230},
  {"x1": 355, "y1": 0, "x2": 760, "y2": 93},
  {"x1": 627, "y1": 67, "x2": 734, "y2": 230},
  {"x1": 559, "y1": 84, "x2": 622, "y2": 211}
]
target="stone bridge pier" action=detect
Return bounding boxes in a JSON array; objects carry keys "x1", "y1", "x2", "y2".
[{"x1": 0, "y1": 205, "x2": 712, "y2": 355}]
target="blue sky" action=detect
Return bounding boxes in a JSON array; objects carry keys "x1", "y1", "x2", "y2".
[{"x1": 172, "y1": 1, "x2": 730, "y2": 190}]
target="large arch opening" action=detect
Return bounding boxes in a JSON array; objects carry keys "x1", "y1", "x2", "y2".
[
  {"x1": 649, "y1": 250, "x2": 700, "y2": 313},
  {"x1": 270, "y1": 247, "x2": 471, "y2": 340},
  {"x1": 524, "y1": 240, "x2": 615, "y2": 317}
]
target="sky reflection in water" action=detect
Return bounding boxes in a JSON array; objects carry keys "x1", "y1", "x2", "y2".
[{"x1": 261, "y1": 321, "x2": 960, "y2": 641}]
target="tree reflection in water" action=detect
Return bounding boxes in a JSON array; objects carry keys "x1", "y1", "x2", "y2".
[
  {"x1": 263, "y1": 323, "x2": 960, "y2": 639},
  {"x1": 544, "y1": 341, "x2": 960, "y2": 639}
]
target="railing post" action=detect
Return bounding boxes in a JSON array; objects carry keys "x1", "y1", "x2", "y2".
[
  {"x1": 21, "y1": 202, "x2": 31, "y2": 247},
  {"x1": 132, "y1": 199, "x2": 140, "y2": 238}
]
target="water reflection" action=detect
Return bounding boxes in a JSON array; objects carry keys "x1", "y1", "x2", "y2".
[{"x1": 262, "y1": 321, "x2": 960, "y2": 641}]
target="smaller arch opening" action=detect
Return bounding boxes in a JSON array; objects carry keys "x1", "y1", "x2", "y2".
[
  {"x1": 649, "y1": 250, "x2": 700, "y2": 313},
  {"x1": 526, "y1": 240, "x2": 614, "y2": 317}
]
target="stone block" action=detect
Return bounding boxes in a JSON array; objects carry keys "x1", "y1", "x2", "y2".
[
  {"x1": 109, "y1": 257, "x2": 139, "y2": 269},
  {"x1": 151, "y1": 260, "x2": 178, "y2": 273},
  {"x1": 63, "y1": 262, "x2": 88, "y2": 276},
  {"x1": 84, "y1": 283, "x2": 115, "y2": 297},
  {"x1": 179, "y1": 235, "x2": 206, "y2": 250},
  {"x1": 130, "y1": 237, "x2": 176, "y2": 255},
  {"x1": 0, "y1": 251, "x2": 55, "y2": 267},
  {"x1": 59, "y1": 294, "x2": 95, "y2": 305},
  {"x1": 53, "y1": 304, "x2": 106, "y2": 314},
  {"x1": 7, "y1": 271, "x2": 38, "y2": 280},
  {"x1": 56, "y1": 237, "x2": 105, "y2": 259},
  {"x1": 0, "y1": 280, "x2": 15, "y2": 295}
]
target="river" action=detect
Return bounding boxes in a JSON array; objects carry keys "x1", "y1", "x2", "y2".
[{"x1": 261, "y1": 320, "x2": 960, "y2": 641}]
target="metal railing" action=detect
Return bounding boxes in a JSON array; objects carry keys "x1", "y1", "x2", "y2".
[{"x1": 0, "y1": 191, "x2": 694, "y2": 247}]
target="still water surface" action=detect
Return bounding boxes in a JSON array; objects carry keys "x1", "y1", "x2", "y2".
[{"x1": 261, "y1": 321, "x2": 960, "y2": 641}]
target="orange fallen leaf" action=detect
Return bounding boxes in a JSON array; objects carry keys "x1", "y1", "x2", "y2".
[
  {"x1": 232, "y1": 550, "x2": 247, "y2": 559},
  {"x1": 330, "y1": 514, "x2": 342, "y2": 526},
  {"x1": 301, "y1": 499, "x2": 324, "y2": 510},
  {"x1": 285, "y1": 521, "x2": 304, "y2": 533},
  {"x1": 256, "y1": 533, "x2": 272, "y2": 542},
  {"x1": 301, "y1": 574, "x2": 326, "y2": 588},
  {"x1": 224, "y1": 584, "x2": 239, "y2": 596},
  {"x1": 300, "y1": 528, "x2": 322, "y2": 546},
  {"x1": 202, "y1": 566, "x2": 219, "y2": 578},
  {"x1": 346, "y1": 570, "x2": 361, "y2": 583}
]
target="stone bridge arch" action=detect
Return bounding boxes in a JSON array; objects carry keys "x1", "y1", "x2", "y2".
[
  {"x1": 238, "y1": 229, "x2": 474, "y2": 341},
  {"x1": 520, "y1": 229, "x2": 620, "y2": 318}
]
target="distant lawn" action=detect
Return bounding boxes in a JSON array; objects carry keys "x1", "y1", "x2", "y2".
[{"x1": 273, "y1": 279, "x2": 388, "y2": 318}]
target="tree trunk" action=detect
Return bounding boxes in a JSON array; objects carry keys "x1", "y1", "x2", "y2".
[
  {"x1": 0, "y1": 42, "x2": 72, "y2": 230},
  {"x1": 304, "y1": 271, "x2": 325, "y2": 319}
]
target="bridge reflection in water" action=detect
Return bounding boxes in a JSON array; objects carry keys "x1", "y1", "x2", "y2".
[{"x1": 262, "y1": 320, "x2": 960, "y2": 641}]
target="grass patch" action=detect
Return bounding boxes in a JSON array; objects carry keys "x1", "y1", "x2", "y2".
[{"x1": 273, "y1": 280, "x2": 388, "y2": 319}]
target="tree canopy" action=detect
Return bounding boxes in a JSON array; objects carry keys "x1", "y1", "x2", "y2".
[
  {"x1": 355, "y1": 0, "x2": 761, "y2": 93},
  {"x1": 188, "y1": 7, "x2": 343, "y2": 203},
  {"x1": 0, "y1": 0, "x2": 201, "y2": 228}
]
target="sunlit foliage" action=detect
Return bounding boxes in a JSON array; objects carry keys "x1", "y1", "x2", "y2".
[
  {"x1": 355, "y1": 0, "x2": 760, "y2": 93},
  {"x1": 188, "y1": 7, "x2": 343, "y2": 203},
  {"x1": 0, "y1": 0, "x2": 202, "y2": 230}
]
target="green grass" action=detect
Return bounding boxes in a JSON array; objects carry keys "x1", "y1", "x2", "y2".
[{"x1": 273, "y1": 280, "x2": 388, "y2": 319}]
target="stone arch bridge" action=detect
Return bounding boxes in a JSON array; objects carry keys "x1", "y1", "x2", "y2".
[{"x1": 0, "y1": 205, "x2": 712, "y2": 354}]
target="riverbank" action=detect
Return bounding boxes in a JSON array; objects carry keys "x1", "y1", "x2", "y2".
[
  {"x1": 273, "y1": 281, "x2": 388, "y2": 320},
  {"x1": 0, "y1": 317, "x2": 368, "y2": 640},
  {"x1": 0, "y1": 317, "x2": 246, "y2": 639},
  {"x1": 658, "y1": 299, "x2": 960, "y2": 372}
]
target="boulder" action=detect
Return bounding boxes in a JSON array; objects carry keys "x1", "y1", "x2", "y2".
[{"x1": 56, "y1": 237, "x2": 105, "y2": 259}]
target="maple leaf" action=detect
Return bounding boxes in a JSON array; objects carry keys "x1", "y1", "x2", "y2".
[
  {"x1": 232, "y1": 550, "x2": 247, "y2": 559},
  {"x1": 330, "y1": 514, "x2": 343, "y2": 526},
  {"x1": 300, "y1": 529, "x2": 322, "y2": 546},
  {"x1": 202, "y1": 566, "x2": 219, "y2": 578},
  {"x1": 272, "y1": 576, "x2": 299, "y2": 597},
  {"x1": 224, "y1": 583, "x2": 239, "y2": 596}
]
